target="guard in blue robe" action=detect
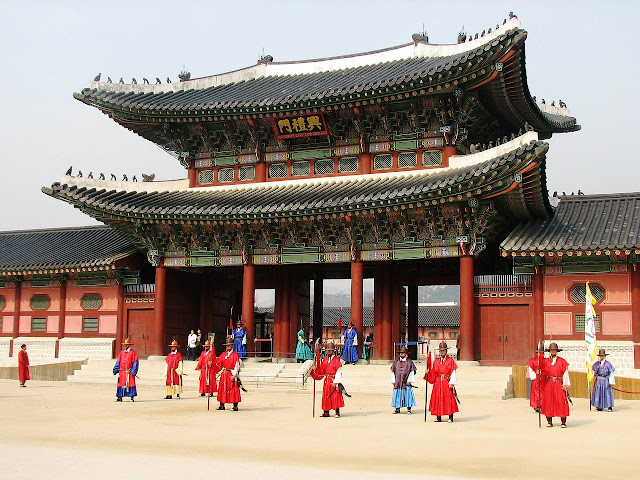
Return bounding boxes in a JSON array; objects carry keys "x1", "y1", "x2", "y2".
[
  {"x1": 391, "y1": 345, "x2": 417, "y2": 414},
  {"x1": 341, "y1": 323, "x2": 359, "y2": 364},
  {"x1": 591, "y1": 349, "x2": 615, "y2": 411},
  {"x1": 233, "y1": 323, "x2": 247, "y2": 359}
]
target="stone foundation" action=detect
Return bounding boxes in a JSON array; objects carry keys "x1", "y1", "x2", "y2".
[
  {"x1": 58, "y1": 338, "x2": 115, "y2": 360},
  {"x1": 12, "y1": 337, "x2": 57, "y2": 362},
  {"x1": 553, "y1": 340, "x2": 634, "y2": 375}
]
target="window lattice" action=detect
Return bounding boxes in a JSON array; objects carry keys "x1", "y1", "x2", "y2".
[
  {"x1": 422, "y1": 150, "x2": 443, "y2": 166},
  {"x1": 428, "y1": 331, "x2": 440, "y2": 339},
  {"x1": 398, "y1": 152, "x2": 417, "y2": 168},
  {"x1": 269, "y1": 163, "x2": 287, "y2": 178},
  {"x1": 575, "y1": 314, "x2": 601, "y2": 333},
  {"x1": 31, "y1": 317, "x2": 46, "y2": 332},
  {"x1": 570, "y1": 284, "x2": 604, "y2": 304},
  {"x1": 197, "y1": 169, "x2": 214, "y2": 185},
  {"x1": 338, "y1": 157, "x2": 359, "y2": 173},
  {"x1": 315, "y1": 159, "x2": 334, "y2": 175},
  {"x1": 373, "y1": 154, "x2": 393, "y2": 170},
  {"x1": 0, "y1": 296, "x2": 4, "y2": 310},
  {"x1": 83, "y1": 317, "x2": 99, "y2": 332},
  {"x1": 449, "y1": 332, "x2": 459, "y2": 338},
  {"x1": 218, "y1": 168, "x2": 234, "y2": 183},
  {"x1": 238, "y1": 166, "x2": 255, "y2": 181},
  {"x1": 81, "y1": 294, "x2": 103, "y2": 310},
  {"x1": 30, "y1": 295, "x2": 50, "y2": 310},
  {"x1": 292, "y1": 161, "x2": 310, "y2": 177}
]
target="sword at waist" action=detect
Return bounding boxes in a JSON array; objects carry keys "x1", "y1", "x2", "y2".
[{"x1": 546, "y1": 376, "x2": 563, "y2": 381}]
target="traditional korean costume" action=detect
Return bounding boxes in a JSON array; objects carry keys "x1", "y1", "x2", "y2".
[
  {"x1": 591, "y1": 360, "x2": 615, "y2": 410},
  {"x1": 391, "y1": 356, "x2": 417, "y2": 412},
  {"x1": 216, "y1": 349, "x2": 241, "y2": 405},
  {"x1": 426, "y1": 355, "x2": 459, "y2": 418},
  {"x1": 233, "y1": 327, "x2": 247, "y2": 358},
  {"x1": 113, "y1": 346, "x2": 139, "y2": 399},
  {"x1": 540, "y1": 354, "x2": 570, "y2": 421},
  {"x1": 18, "y1": 349, "x2": 30, "y2": 386},
  {"x1": 310, "y1": 353, "x2": 345, "y2": 414},
  {"x1": 195, "y1": 347, "x2": 219, "y2": 395},
  {"x1": 165, "y1": 350, "x2": 183, "y2": 397},
  {"x1": 341, "y1": 327, "x2": 358, "y2": 363}
]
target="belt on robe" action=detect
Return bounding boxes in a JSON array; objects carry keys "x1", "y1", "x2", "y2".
[
  {"x1": 546, "y1": 376, "x2": 563, "y2": 381},
  {"x1": 324, "y1": 374, "x2": 335, "y2": 379},
  {"x1": 439, "y1": 374, "x2": 451, "y2": 380},
  {"x1": 596, "y1": 374, "x2": 609, "y2": 377}
]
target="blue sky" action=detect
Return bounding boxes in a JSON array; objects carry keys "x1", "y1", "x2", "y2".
[{"x1": 1, "y1": 0, "x2": 638, "y2": 230}]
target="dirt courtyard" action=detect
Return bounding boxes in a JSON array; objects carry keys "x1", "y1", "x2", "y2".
[{"x1": 1, "y1": 379, "x2": 638, "y2": 479}]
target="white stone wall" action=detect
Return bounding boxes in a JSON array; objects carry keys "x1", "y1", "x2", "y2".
[
  {"x1": 0, "y1": 338, "x2": 11, "y2": 358},
  {"x1": 12, "y1": 337, "x2": 57, "y2": 362},
  {"x1": 553, "y1": 340, "x2": 634, "y2": 375},
  {"x1": 58, "y1": 338, "x2": 115, "y2": 360}
]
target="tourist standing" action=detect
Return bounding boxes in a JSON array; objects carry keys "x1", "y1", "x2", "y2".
[
  {"x1": 113, "y1": 338, "x2": 138, "y2": 402},
  {"x1": 540, "y1": 342, "x2": 570, "y2": 428},
  {"x1": 295, "y1": 324, "x2": 313, "y2": 363},
  {"x1": 233, "y1": 322, "x2": 247, "y2": 359},
  {"x1": 425, "y1": 341, "x2": 458, "y2": 422},
  {"x1": 591, "y1": 348, "x2": 615, "y2": 412},
  {"x1": 18, "y1": 344, "x2": 30, "y2": 387},
  {"x1": 391, "y1": 345, "x2": 417, "y2": 414},
  {"x1": 341, "y1": 322, "x2": 358, "y2": 364},
  {"x1": 310, "y1": 342, "x2": 345, "y2": 417},
  {"x1": 165, "y1": 340, "x2": 183, "y2": 399},
  {"x1": 195, "y1": 329, "x2": 203, "y2": 358},
  {"x1": 216, "y1": 336, "x2": 241, "y2": 410},
  {"x1": 186, "y1": 329, "x2": 197, "y2": 361},
  {"x1": 195, "y1": 340, "x2": 219, "y2": 397}
]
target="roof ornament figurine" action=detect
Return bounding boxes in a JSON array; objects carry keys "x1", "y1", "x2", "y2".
[
  {"x1": 132, "y1": 175, "x2": 137, "y2": 182},
  {"x1": 119, "y1": 77, "x2": 124, "y2": 84},
  {"x1": 141, "y1": 173, "x2": 155, "y2": 182},
  {"x1": 88, "y1": 172, "x2": 93, "y2": 179},
  {"x1": 559, "y1": 99, "x2": 567, "y2": 108},
  {"x1": 457, "y1": 27, "x2": 466, "y2": 43},
  {"x1": 107, "y1": 77, "x2": 112, "y2": 83},
  {"x1": 110, "y1": 174, "x2": 116, "y2": 181},
  {"x1": 94, "y1": 73, "x2": 101, "y2": 81},
  {"x1": 143, "y1": 78, "x2": 149, "y2": 84},
  {"x1": 524, "y1": 122, "x2": 534, "y2": 132},
  {"x1": 509, "y1": 11, "x2": 518, "y2": 19},
  {"x1": 132, "y1": 78, "x2": 137, "y2": 84},
  {"x1": 258, "y1": 54, "x2": 274, "y2": 64},
  {"x1": 65, "y1": 166, "x2": 72, "y2": 176},
  {"x1": 412, "y1": 30, "x2": 428, "y2": 45},
  {"x1": 122, "y1": 174, "x2": 128, "y2": 181},
  {"x1": 77, "y1": 170, "x2": 82, "y2": 178},
  {"x1": 155, "y1": 77, "x2": 161, "y2": 84},
  {"x1": 178, "y1": 70, "x2": 191, "y2": 82},
  {"x1": 166, "y1": 77, "x2": 171, "y2": 83},
  {"x1": 99, "y1": 173, "x2": 105, "y2": 180}
]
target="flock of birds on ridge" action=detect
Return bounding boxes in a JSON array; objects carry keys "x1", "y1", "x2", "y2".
[{"x1": 64, "y1": 167, "x2": 154, "y2": 183}]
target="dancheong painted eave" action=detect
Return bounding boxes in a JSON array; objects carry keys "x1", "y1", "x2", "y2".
[
  {"x1": 73, "y1": 17, "x2": 578, "y2": 136},
  {"x1": 42, "y1": 138, "x2": 552, "y2": 223},
  {"x1": 500, "y1": 192, "x2": 640, "y2": 256}
]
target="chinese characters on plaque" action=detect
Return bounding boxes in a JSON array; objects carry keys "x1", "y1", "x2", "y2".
[{"x1": 271, "y1": 113, "x2": 328, "y2": 139}]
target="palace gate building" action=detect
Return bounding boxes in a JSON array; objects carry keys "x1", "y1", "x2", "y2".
[{"x1": 1, "y1": 16, "x2": 638, "y2": 368}]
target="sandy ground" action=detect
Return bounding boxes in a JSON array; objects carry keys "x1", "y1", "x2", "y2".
[{"x1": 1, "y1": 379, "x2": 639, "y2": 480}]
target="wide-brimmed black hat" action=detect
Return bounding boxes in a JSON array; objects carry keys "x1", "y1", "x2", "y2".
[{"x1": 545, "y1": 342, "x2": 563, "y2": 352}]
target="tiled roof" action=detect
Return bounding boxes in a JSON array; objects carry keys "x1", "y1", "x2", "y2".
[
  {"x1": 257, "y1": 305, "x2": 460, "y2": 328},
  {"x1": 501, "y1": 193, "x2": 640, "y2": 253},
  {"x1": 0, "y1": 225, "x2": 138, "y2": 272},
  {"x1": 43, "y1": 140, "x2": 551, "y2": 222}
]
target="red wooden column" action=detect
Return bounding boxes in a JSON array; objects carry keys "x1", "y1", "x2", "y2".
[
  {"x1": 12, "y1": 281, "x2": 22, "y2": 350},
  {"x1": 188, "y1": 168, "x2": 197, "y2": 187},
  {"x1": 533, "y1": 270, "x2": 545, "y2": 349},
  {"x1": 313, "y1": 274, "x2": 324, "y2": 343},
  {"x1": 55, "y1": 281, "x2": 67, "y2": 358},
  {"x1": 459, "y1": 255, "x2": 475, "y2": 361},
  {"x1": 442, "y1": 146, "x2": 457, "y2": 166},
  {"x1": 153, "y1": 265, "x2": 167, "y2": 356},
  {"x1": 350, "y1": 260, "x2": 364, "y2": 359},
  {"x1": 116, "y1": 281, "x2": 126, "y2": 351},
  {"x1": 381, "y1": 262, "x2": 393, "y2": 360},
  {"x1": 273, "y1": 282, "x2": 282, "y2": 357},
  {"x1": 632, "y1": 267, "x2": 640, "y2": 368},
  {"x1": 242, "y1": 264, "x2": 256, "y2": 357},
  {"x1": 279, "y1": 268, "x2": 291, "y2": 357},
  {"x1": 288, "y1": 266, "x2": 299, "y2": 355},
  {"x1": 407, "y1": 285, "x2": 418, "y2": 359}
]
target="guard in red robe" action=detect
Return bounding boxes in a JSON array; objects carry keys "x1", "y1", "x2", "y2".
[
  {"x1": 310, "y1": 343, "x2": 345, "y2": 417},
  {"x1": 195, "y1": 339, "x2": 219, "y2": 396},
  {"x1": 425, "y1": 341, "x2": 459, "y2": 422},
  {"x1": 113, "y1": 338, "x2": 139, "y2": 401},
  {"x1": 216, "y1": 336, "x2": 241, "y2": 410},
  {"x1": 18, "y1": 344, "x2": 30, "y2": 387},
  {"x1": 165, "y1": 340, "x2": 184, "y2": 399},
  {"x1": 540, "y1": 342, "x2": 570, "y2": 427},
  {"x1": 527, "y1": 348, "x2": 544, "y2": 412}
]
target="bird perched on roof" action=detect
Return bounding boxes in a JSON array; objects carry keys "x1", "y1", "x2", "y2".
[
  {"x1": 94, "y1": 73, "x2": 101, "y2": 81},
  {"x1": 156, "y1": 77, "x2": 161, "y2": 84},
  {"x1": 99, "y1": 173, "x2": 105, "y2": 180},
  {"x1": 110, "y1": 174, "x2": 117, "y2": 181},
  {"x1": 65, "y1": 166, "x2": 72, "y2": 175},
  {"x1": 107, "y1": 77, "x2": 112, "y2": 83},
  {"x1": 119, "y1": 78, "x2": 124, "y2": 84},
  {"x1": 123, "y1": 174, "x2": 128, "y2": 181},
  {"x1": 78, "y1": 170, "x2": 83, "y2": 177},
  {"x1": 142, "y1": 173, "x2": 155, "y2": 182},
  {"x1": 88, "y1": 172, "x2": 93, "y2": 179},
  {"x1": 132, "y1": 78, "x2": 137, "y2": 84},
  {"x1": 143, "y1": 78, "x2": 149, "y2": 84}
]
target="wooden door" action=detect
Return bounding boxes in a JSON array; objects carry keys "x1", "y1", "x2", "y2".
[
  {"x1": 477, "y1": 305, "x2": 504, "y2": 361},
  {"x1": 502, "y1": 305, "x2": 530, "y2": 363},
  {"x1": 127, "y1": 309, "x2": 154, "y2": 356}
]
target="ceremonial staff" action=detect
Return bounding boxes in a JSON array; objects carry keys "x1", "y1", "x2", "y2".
[
  {"x1": 312, "y1": 339, "x2": 320, "y2": 418},
  {"x1": 424, "y1": 342, "x2": 430, "y2": 423},
  {"x1": 537, "y1": 340, "x2": 543, "y2": 429}
]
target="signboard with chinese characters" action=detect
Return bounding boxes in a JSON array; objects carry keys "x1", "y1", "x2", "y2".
[{"x1": 270, "y1": 113, "x2": 328, "y2": 139}]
